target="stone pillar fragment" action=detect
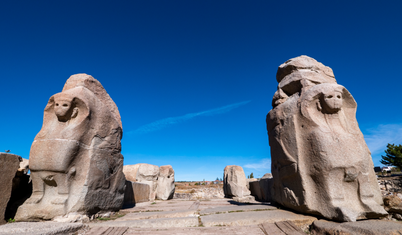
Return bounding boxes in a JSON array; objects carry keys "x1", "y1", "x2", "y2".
[
  {"x1": 223, "y1": 165, "x2": 251, "y2": 198},
  {"x1": 156, "y1": 165, "x2": 175, "y2": 200}
]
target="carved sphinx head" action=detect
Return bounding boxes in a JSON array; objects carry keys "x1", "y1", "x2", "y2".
[
  {"x1": 319, "y1": 89, "x2": 343, "y2": 114},
  {"x1": 53, "y1": 94, "x2": 78, "y2": 122}
]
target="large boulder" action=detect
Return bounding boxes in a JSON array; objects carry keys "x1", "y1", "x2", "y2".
[
  {"x1": 0, "y1": 153, "x2": 21, "y2": 225},
  {"x1": 123, "y1": 164, "x2": 140, "y2": 182},
  {"x1": 156, "y1": 165, "x2": 175, "y2": 200},
  {"x1": 15, "y1": 74, "x2": 126, "y2": 221},
  {"x1": 223, "y1": 165, "x2": 251, "y2": 198},
  {"x1": 267, "y1": 56, "x2": 387, "y2": 221},
  {"x1": 135, "y1": 163, "x2": 159, "y2": 201}
]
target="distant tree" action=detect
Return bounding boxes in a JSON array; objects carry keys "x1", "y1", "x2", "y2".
[
  {"x1": 216, "y1": 177, "x2": 219, "y2": 181},
  {"x1": 380, "y1": 144, "x2": 402, "y2": 169},
  {"x1": 220, "y1": 178, "x2": 222, "y2": 181},
  {"x1": 249, "y1": 172, "x2": 254, "y2": 179}
]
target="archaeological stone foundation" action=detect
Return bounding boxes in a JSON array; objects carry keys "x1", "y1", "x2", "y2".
[{"x1": 0, "y1": 56, "x2": 394, "y2": 228}]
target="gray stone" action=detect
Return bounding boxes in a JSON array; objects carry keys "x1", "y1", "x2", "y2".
[
  {"x1": 156, "y1": 165, "x2": 175, "y2": 200},
  {"x1": 262, "y1": 173, "x2": 272, "y2": 179},
  {"x1": 311, "y1": 219, "x2": 402, "y2": 235},
  {"x1": 199, "y1": 204, "x2": 276, "y2": 216},
  {"x1": 246, "y1": 178, "x2": 258, "y2": 189},
  {"x1": 125, "y1": 226, "x2": 264, "y2": 235},
  {"x1": 53, "y1": 212, "x2": 90, "y2": 223},
  {"x1": 267, "y1": 56, "x2": 387, "y2": 221},
  {"x1": 18, "y1": 158, "x2": 29, "y2": 175},
  {"x1": 114, "y1": 209, "x2": 197, "y2": 221},
  {"x1": 0, "y1": 221, "x2": 86, "y2": 235},
  {"x1": 201, "y1": 210, "x2": 316, "y2": 227},
  {"x1": 15, "y1": 74, "x2": 125, "y2": 221},
  {"x1": 135, "y1": 163, "x2": 159, "y2": 201},
  {"x1": 223, "y1": 165, "x2": 251, "y2": 198},
  {"x1": 0, "y1": 153, "x2": 21, "y2": 225},
  {"x1": 90, "y1": 216, "x2": 199, "y2": 228},
  {"x1": 259, "y1": 177, "x2": 273, "y2": 202},
  {"x1": 124, "y1": 181, "x2": 151, "y2": 206},
  {"x1": 249, "y1": 181, "x2": 263, "y2": 201},
  {"x1": 123, "y1": 164, "x2": 140, "y2": 182}
]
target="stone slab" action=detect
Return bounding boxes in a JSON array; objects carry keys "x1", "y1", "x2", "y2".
[
  {"x1": 201, "y1": 210, "x2": 317, "y2": 227},
  {"x1": 124, "y1": 225, "x2": 265, "y2": 235},
  {"x1": 311, "y1": 219, "x2": 402, "y2": 235},
  {"x1": 90, "y1": 216, "x2": 199, "y2": 228},
  {"x1": 114, "y1": 209, "x2": 197, "y2": 221},
  {"x1": 122, "y1": 199, "x2": 196, "y2": 212},
  {"x1": 199, "y1": 204, "x2": 277, "y2": 215},
  {"x1": 0, "y1": 222, "x2": 86, "y2": 235}
]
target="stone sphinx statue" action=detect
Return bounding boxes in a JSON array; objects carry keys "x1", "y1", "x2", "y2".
[
  {"x1": 267, "y1": 56, "x2": 387, "y2": 222},
  {"x1": 15, "y1": 74, "x2": 126, "y2": 221}
]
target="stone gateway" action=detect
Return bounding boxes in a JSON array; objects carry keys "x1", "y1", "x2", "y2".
[
  {"x1": 15, "y1": 74, "x2": 126, "y2": 221},
  {"x1": 266, "y1": 56, "x2": 387, "y2": 222}
]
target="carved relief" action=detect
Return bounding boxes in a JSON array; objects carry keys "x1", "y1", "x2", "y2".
[
  {"x1": 16, "y1": 74, "x2": 125, "y2": 221},
  {"x1": 267, "y1": 56, "x2": 387, "y2": 221}
]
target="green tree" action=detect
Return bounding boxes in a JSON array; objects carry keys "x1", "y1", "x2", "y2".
[
  {"x1": 249, "y1": 172, "x2": 254, "y2": 179},
  {"x1": 380, "y1": 144, "x2": 402, "y2": 169}
]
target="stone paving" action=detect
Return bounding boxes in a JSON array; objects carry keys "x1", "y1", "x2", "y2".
[{"x1": 2, "y1": 198, "x2": 402, "y2": 234}]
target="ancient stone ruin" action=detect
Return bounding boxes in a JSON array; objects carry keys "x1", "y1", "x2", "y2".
[
  {"x1": 0, "y1": 153, "x2": 22, "y2": 225},
  {"x1": 266, "y1": 55, "x2": 387, "y2": 222},
  {"x1": 223, "y1": 165, "x2": 254, "y2": 202},
  {"x1": 123, "y1": 163, "x2": 175, "y2": 205},
  {"x1": 15, "y1": 74, "x2": 126, "y2": 221},
  {"x1": 156, "y1": 165, "x2": 175, "y2": 200}
]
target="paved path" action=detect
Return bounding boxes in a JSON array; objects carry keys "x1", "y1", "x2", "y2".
[
  {"x1": 3, "y1": 198, "x2": 402, "y2": 234},
  {"x1": 86, "y1": 199, "x2": 316, "y2": 234}
]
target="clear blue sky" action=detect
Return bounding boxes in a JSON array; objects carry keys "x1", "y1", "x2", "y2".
[{"x1": 1, "y1": 1, "x2": 401, "y2": 181}]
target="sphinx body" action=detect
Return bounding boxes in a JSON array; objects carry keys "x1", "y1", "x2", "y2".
[
  {"x1": 267, "y1": 56, "x2": 387, "y2": 222},
  {"x1": 16, "y1": 74, "x2": 126, "y2": 221}
]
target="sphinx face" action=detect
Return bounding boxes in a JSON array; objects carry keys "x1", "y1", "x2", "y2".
[
  {"x1": 321, "y1": 90, "x2": 343, "y2": 114},
  {"x1": 54, "y1": 97, "x2": 74, "y2": 122}
]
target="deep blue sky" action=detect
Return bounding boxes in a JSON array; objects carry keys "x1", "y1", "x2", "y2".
[{"x1": 1, "y1": 1, "x2": 401, "y2": 181}]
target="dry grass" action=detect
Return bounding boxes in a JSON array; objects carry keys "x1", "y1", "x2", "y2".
[{"x1": 175, "y1": 182, "x2": 223, "y2": 193}]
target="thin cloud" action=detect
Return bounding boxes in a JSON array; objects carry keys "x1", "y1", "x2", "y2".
[
  {"x1": 364, "y1": 124, "x2": 402, "y2": 156},
  {"x1": 128, "y1": 100, "x2": 251, "y2": 135},
  {"x1": 244, "y1": 158, "x2": 271, "y2": 171}
]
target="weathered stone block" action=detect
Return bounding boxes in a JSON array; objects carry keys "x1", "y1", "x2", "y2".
[
  {"x1": 15, "y1": 74, "x2": 125, "y2": 221},
  {"x1": 124, "y1": 181, "x2": 151, "y2": 205},
  {"x1": 223, "y1": 165, "x2": 251, "y2": 198},
  {"x1": 156, "y1": 165, "x2": 175, "y2": 200},
  {"x1": 267, "y1": 56, "x2": 387, "y2": 221},
  {"x1": 0, "y1": 153, "x2": 20, "y2": 224}
]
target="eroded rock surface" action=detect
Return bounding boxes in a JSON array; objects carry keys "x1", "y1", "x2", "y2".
[
  {"x1": 0, "y1": 153, "x2": 21, "y2": 224},
  {"x1": 223, "y1": 165, "x2": 252, "y2": 199},
  {"x1": 135, "y1": 163, "x2": 159, "y2": 201},
  {"x1": 15, "y1": 74, "x2": 125, "y2": 221},
  {"x1": 156, "y1": 165, "x2": 175, "y2": 200},
  {"x1": 267, "y1": 56, "x2": 387, "y2": 222}
]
